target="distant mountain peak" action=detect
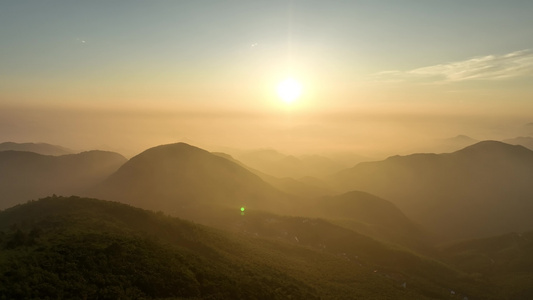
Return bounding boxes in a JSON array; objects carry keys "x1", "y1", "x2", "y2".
[
  {"x1": 503, "y1": 136, "x2": 533, "y2": 151},
  {"x1": 126, "y1": 142, "x2": 215, "y2": 164},
  {"x1": 141, "y1": 142, "x2": 204, "y2": 153},
  {"x1": 0, "y1": 141, "x2": 73, "y2": 156},
  {"x1": 448, "y1": 134, "x2": 476, "y2": 142},
  {"x1": 455, "y1": 140, "x2": 530, "y2": 155},
  {"x1": 449, "y1": 134, "x2": 474, "y2": 140},
  {"x1": 331, "y1": 139, "x2": 533, "y2": 241}
]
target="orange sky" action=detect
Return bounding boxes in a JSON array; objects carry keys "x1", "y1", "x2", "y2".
[{"x1": 1, "y1": 1, "x2": 533, "y2": 158}]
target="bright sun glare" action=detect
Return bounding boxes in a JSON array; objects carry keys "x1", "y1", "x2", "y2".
[{"x1": 277, "y1": 77, "x2": 302, "y2": 104}]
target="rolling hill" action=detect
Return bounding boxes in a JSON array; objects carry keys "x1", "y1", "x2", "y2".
[
  {"x1": 331, "y1": 141, "x2": 533, "y2": 242},
  {"x1": 213, "y1": 151, "x2": 333, "y2": 198},
  {"x1": 304, "y1": 191, "x2": 428, "y2": 248},
  {"x1": 0, "y1": 150, "x2": 126, "y2": 209},
  {"x1": 235, "y1": 149, "x2": 347, "y2": 178},
  {"x1": 92, "y1": 143, "x2": 295, "y2": 219}
]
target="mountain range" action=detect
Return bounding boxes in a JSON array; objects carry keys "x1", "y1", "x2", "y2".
[
  {"x1": 0, "y1": 141, "x2": 73, "y2": 156},
  {"x1": 2, "y1": 139, "x2": 533, "y2": 298},
  {"x1": 233, "y1": 148, "x2": 350, "y2": 178},
  {"x1": 331, "y1": 140, "x2": 533, "y2": 241},
  {"x1": 503, "y1": 136, "x2": 533, "y2": 151},
  {"x1": 0, "y1": 150, "x2": 126, "y2": 209}
]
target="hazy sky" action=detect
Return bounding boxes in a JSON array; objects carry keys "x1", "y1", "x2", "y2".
[{"x1": 2, "y1": 1, "x2": 533, "y2": 157}]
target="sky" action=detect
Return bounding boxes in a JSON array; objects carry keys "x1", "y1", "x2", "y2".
[{"x1": 1, "y1": 1, "x2": 533, "y2": 158}]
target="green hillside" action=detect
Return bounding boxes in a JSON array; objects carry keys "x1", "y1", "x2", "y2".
[
  {"x1": 444, "y1": 231, "x2": 533, "y2": 299},
  {"x1": 0, "y1": 196, "x2": 488, "y2": 299}
]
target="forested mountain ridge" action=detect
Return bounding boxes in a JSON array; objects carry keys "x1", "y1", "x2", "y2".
[{"x1": 0, "y1": 196, "x2": 483, "y2": 300}]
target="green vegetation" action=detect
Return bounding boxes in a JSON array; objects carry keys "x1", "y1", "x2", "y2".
[
  {"x1": 444, "y1": 231, "x2": 533, "y2": 299},
  {"x1": 0, "y1": 196, "x2": 319, "y2": 299},
  {"x1": 0, "y1": 196, "x2": 490, "y2": 300}
]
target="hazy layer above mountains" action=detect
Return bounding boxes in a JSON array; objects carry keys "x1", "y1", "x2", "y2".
[{"x1": 2, "y1": 104, "x2": 532, "y2": 159}]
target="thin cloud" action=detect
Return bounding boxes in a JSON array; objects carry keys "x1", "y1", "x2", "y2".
[{"x1": 374, "y1": 50, "x2": 533, "y2": 83}]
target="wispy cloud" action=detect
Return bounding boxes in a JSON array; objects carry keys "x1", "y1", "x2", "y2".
[{"x1": 373, "y1": 50, "x2": 533, "y2": 83}]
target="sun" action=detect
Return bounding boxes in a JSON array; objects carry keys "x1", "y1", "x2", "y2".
[{"x1": 277, "y1": 77, "x2": 302, "y2": 104}]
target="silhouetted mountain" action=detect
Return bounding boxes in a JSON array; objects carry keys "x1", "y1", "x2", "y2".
[
  {"x1": 313, "y1": 191, "x2": 423, "y2": 241},
  {"x1": 0, "y1": 141, "x2": 73, "y2": 156},
  {"x1": 93, "y1": 143, "x2": 294, "y2": 219},
  {"x1": 440, "y1": 135, "x2": 478, "y2": 150},
  {"x1": 213, "y1": 152, "x2": 333, "y2": 198},
  {"x1": 444, "y1": 134, "x2": 477, "y2": 143},
  {"x1": 0, "y1": 150, "x2": 126, "y2": 209},
  {"x1": 331, "y1": 141, "x2": 533, "y2": 241},
  {"x1": 418, "y1": 135, "x2": 479, "y2": 154},
  {"x1": 314, "y1": 191, "x2": 413, "y2": 227},
  {"x1": 236, "y1": 149, "x2": 346, "y2": 178},
  {"x1": 503, "y1": 136, "x2": 533, "y2": 151},
  {"x1": 290, "y1": 190, "x2": 430, "y2": 253},
  {"x1": 259, "y1": 175, "x2": 332, "y2": 198},
  {"x1": 0, "y1": 196, "x2": 489, "y2": 299}
]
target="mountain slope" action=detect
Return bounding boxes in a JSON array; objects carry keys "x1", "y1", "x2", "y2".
[
  {"x1": 280, "y1": 190, "x2": 432, "y2": 254},
  {"x1": 0, "y1": 196, "x2": 489, "y2": 299},
  {"x1": 433, "y1": 135, "x2": 479, "y2": 153},
  {"x1": 444, "y1": 231, "x2": 533, "y2": 300},
  {"x1": 236, "y1": 149, "x2": 346, "y2": 178},
  {"x1": 503, "y1": 136, "x2": 533, "y2": 151},
  {"x1": 213, "y1": 152, "x2": 333, "y2": 198},
  {"x1": 313, "y1": 191, "x2": 414, "y2": 228},
  {"x1": 331, "y1": 141, "x2": 533, "y2": 241},
  {"x1": 0, "y1": 196, "x2": 319, "y2": 300},
  {"x1": 0, "y1": 141, "x2": 73, "y2": 156},
  {"x1": 92, "y1": 143, "x2": 294, "y2": 217},
  {"x1": 0, "y1": 150, "x2": 126, "y2": 209}
]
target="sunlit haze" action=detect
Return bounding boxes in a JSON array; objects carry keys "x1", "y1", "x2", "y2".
[
  {"x1": 1, "y1": 1, "x2": 533, "y2": 158},
  {"x1": 277, "y1": 77, "x2": 302, "y2": 104}
]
